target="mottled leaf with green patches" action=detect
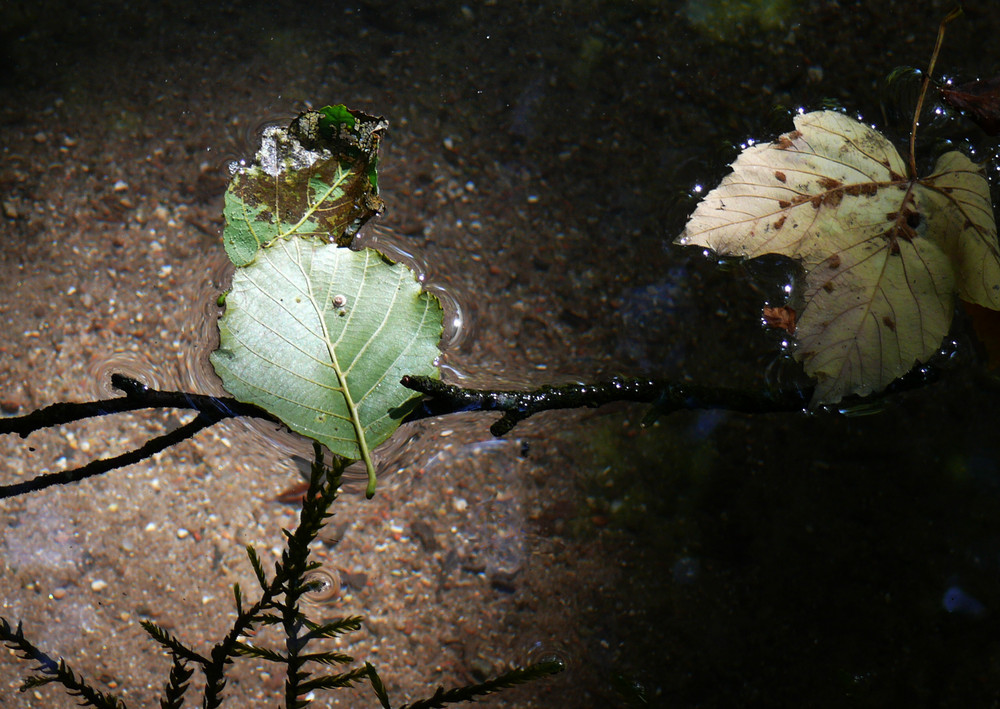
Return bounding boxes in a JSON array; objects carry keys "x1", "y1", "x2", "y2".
[
  {"x1": 222, "y1": 106, "x2": 387, "y2": 266},
  {"x1": 211, "y1": 241, "x2": 442, "y2": 496}
]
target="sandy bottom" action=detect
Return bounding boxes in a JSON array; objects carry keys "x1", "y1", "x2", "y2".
[{"x1": 4, "y1": 1, "x2": 1000, "y2": 707}]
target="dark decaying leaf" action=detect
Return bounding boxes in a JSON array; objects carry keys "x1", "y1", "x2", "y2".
[
  {"x1": 222, "y1": 105, "x2": 387, "y2": 266},
  {"x1": 940, "y1": 75, "x2": 1000, "y2": 135}
]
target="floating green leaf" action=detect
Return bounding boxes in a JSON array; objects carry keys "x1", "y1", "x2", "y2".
[
  {"x1": 211, "y1": 241, "x2": 442, "y2": 496},
  {"x1": 212, "y1": 106, "x2": 442, "y2": 496},
  {"x1": 222, "y1": 106, "x2": 387, "y2": 266},
  {"x1": 677, "y1": 110, "x2": 1000, "y2": 406}
]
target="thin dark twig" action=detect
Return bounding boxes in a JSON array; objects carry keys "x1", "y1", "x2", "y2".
[
  {"x1": 0, "y1": 414, "x2": 217, "y2": 499},
  {"x1": 0, "y1": 374, "x2": 277, "y2": 438},
  {"x1": 0, "y1": 375, "x2": 283, "y2": 500}
]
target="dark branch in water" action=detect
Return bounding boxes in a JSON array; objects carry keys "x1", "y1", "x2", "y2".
[
  {"x1": 0, "y1": 374, "x2": 280, "y2": 500},
  {"x1": 0, "y1": 373, "x2": 276, "y2": 438},
  {"x1": 4, "y1": 366, "x2": 939, "y2": 500},
  {"x1": 401, "y1": 375, "x2": 810, "y2": 436}
]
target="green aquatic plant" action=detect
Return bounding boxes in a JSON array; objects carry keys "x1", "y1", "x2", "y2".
[
  {"x1": 0, "y1": 444, "x2": 563, "y2": 708},
  {"x1": 683, "y1": 0, "x2": 797, "y2": 41}
]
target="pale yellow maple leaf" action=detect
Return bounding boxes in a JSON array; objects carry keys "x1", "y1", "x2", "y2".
[{"x1": 676, "y1": 110, "x2": 1000, "y2": 406}]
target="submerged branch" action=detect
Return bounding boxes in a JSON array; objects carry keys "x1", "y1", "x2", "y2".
[
  {"x1": 0, "y1": 415, "x2": 217, "y2": 499},
  {"x1": 0, "y1": 363, "x2": 941, "y2": 500},
  {"x1": 0, "y1": 375, "x2": 280, "y2": 500},
  {"x1": 0, "y1": 373, "x2": 276, "y2": 439}
]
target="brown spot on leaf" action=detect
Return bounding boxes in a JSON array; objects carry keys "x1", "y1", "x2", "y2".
[
  {"x1": 882, "y1": 315, "x2": 896, "y2": 332},
  {"x1": 822, "y1": 190, "x2": 843, "y2": 208},
  {"x1": 762, "y1": 305, "x2": 797, "y2": 333},
  {"x1": 774, "y1": 215, "x2": 787, "y2": 230},
  {"x1": 810, "y1": 195, "x2": 823, "y2": 208},
  {"x1": 889, "y1": 170, "x2": 906, "y2": 181},
  {"x1": 844, "y1": 183, "x2": 878, "y2": 197},
  {"x1": 828, "y1": 254, "x2": 841, "y2": 269},
  {"x1": 823, "y1": 282, "x2": 834, "y2": 292},
  {"x1": 778, "y1": 199, "x2": 791, "y2": 209},
  {"x1": 774, "y1": 130, "x2": 802, "y2": 150},
  {"x1": 817, "y1": 176, "x2": 842, "y2": 190},
  {"x1": 775, "y1": 171, "x2": 787, "y2": 183}
]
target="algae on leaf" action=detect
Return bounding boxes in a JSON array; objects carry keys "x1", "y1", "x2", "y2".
[
  {"x1": 212, "y1": 106, "x2": 442, "y2": 496},
  {"x1": 677, "y1": 110, "x2": 1000, "y2": 406},
  {"x1": 223, "y1": 106, "x2": 387, "y2": 267}
]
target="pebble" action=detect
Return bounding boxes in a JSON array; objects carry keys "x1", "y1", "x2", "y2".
[
  {"x1": 113, "y1": 180, "x2": 129, "y2": 192},
  {"x1": 32, "y1": 131, "x2": 48, "y2": 144},
  {"x1": 1, "y1": 201, "x2": 17, "y2": 219},
  {"x1": 90, "y1": 580, "x2": 108, "y2": 592},
  {"x1": 176, "y1": 527, "x2": 189, "y2": 539},
  {"x1": 51, "y1": 588, "x2": 67, "y2": 600}
]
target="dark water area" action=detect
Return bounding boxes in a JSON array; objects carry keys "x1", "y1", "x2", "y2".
[{"x1": 4, "y1": 0, "x2": 1000, "y2": 707}]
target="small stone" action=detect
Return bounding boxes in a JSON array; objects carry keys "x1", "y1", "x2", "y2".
[
  {"x1": 90, "y1": 579, "x2": 108, "y2": 592},
  {"x1": 112, "y1": 180, "x2": 129, "y2": 192},
  {"x1": 2, "y1": 201, "x2": 18, "y2": 219},
  {"x1": 32, "y1": 131, "x2": 48, "y2": 144},
  {"x1": 176, "y1": 528, "x2": 189, "y2": 539},
  {"x1": 452, "y1": 497, "x2": 468, "y2": 512},
  {"x1": 51, "y1": 588, "x2": 67, "y2": 600}
]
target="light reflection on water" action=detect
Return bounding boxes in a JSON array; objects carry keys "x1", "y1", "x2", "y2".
[{"x1": 358, "y1": 222, "x2": 477, "y2": 355}]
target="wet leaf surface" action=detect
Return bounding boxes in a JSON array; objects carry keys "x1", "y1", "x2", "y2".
[{"x1": 677, "y1": 110, "x2": 1000, "y2": 405}]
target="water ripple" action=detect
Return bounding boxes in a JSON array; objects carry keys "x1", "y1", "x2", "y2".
[{"x1": 86, "y1": 350, "x2": 163, "y2": 398}]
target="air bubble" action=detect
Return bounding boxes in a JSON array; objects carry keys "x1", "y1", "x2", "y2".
[
  {"x1": 86, "y1": 350, "x2": 162, "y2": 398},
  {"x1": 301, "y1": 567, "x2": 341, "y2": 605},
  {"x1": 523, "y1": 639, "x2": 573, "y2": 672}
]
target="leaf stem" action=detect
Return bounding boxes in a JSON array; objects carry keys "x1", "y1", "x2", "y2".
[
  {"x1": 335, "y1": 364, "x2": 378, "y2": 498},
  {"x1": 909, "y1": 6, "x2": 963, "y2": 177}
]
